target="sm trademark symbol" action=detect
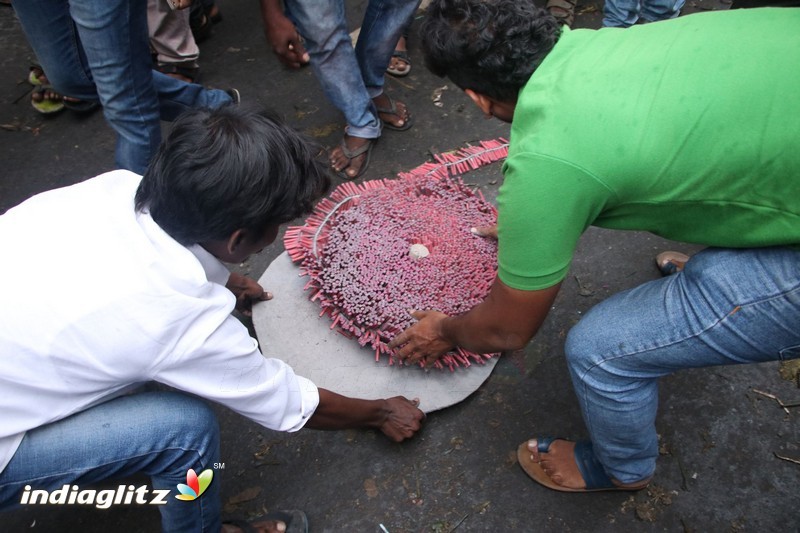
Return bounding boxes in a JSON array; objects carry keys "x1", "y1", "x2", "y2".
[{"x1": 213, "y1": 463, "x2": 225, "y2": 470}]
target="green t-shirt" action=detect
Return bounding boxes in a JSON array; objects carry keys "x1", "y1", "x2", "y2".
[{"x1": 498, "y1": 8, "x2": 800, "y2": 291}]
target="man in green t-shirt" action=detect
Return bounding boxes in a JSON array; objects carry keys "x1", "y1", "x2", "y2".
[{"x1": 389, "y1": 0, "x2": 800, "y2": 493}]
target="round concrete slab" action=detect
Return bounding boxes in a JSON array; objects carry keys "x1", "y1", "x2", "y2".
[{"x1": 252, "y1": 252, "x2": 499, "y2": 413}]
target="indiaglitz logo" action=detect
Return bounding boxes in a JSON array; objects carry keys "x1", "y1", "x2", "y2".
[
  {"x1": 175, "y1": 468, "x2": 214, "y2": 501},
  {"x1": 20, "y1": 484, "x2": 169, "y2": 508}
]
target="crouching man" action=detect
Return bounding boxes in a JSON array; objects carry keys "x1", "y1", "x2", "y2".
[
  {"x1": 391, "y1": 1, "x2": 799, "y2": 494},
  {"x1": 0, "y1": 106, "x2": 424, "y2": 532}
]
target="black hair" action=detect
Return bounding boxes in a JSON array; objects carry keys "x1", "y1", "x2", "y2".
[
  {"x1": 135, "y1": 105, "x2": 330, "y2": 245},
  {"x1": 421, "y1": 0, "x2": 561, "y2": 102}
]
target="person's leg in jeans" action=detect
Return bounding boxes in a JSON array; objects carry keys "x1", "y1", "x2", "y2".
[
  {"x1": 356, "y1": 0, "x2": 418, "y2": 140},
  {"x1": 386, "y1": 14, "x2": 414, "y2": 77},
  {"x1": 13, "y1": 0, "x2": 99, "y2": 105},
  {"x1": 602, "y1": 0, "x2": 641, "y2": 27},
  {"x1": 560, "y1": 246, "x2": 800, "y2": 485},
  {"x1": 14, "y1": 0, "x2": 232, "y2": 174},
  {"x1": 285, "y1": 0, "x2": 416, "y2": 178},
  {"x1": 640, "y1": 0, "x2": 684, "y2": 22},
  {"x1": 0, "y1": 392, "x2": 221, "y2": 532},
  {"x1": 355, "y1": 0, "x2": 419, "y2": 101},
  {"x1": 285, "y1": 0, "x2": 380, "y2": 139}
]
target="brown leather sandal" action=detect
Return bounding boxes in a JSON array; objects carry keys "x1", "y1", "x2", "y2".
[{"x1": 546, "y1": 0, "x2": 577, "y2": 27}]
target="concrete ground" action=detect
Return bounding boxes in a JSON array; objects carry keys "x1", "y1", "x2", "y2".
[{"x1": 1, "y1": 1, "x2": 798, "y2": 531}]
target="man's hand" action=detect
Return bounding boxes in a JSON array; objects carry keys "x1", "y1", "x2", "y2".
[
  {"x1": 471, "y1": 224, "x2": 498, "y2": 240},
  {"x1": 226, "y1": 272, "x2": 272, "y2": 316},
  {"x1": 377, "y1": 396, "x2": 424, "y2": 442},
  {"x1": 307, "y1": 389, "x2": 424, "y2": 441},
  {"x1": 388, "y1": 310, "x2": 454, "y2": 368},
  {"x1": 260, "y1": 0, "x2": 310, "y2": 69}
]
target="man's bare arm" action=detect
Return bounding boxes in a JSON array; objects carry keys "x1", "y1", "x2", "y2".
[{"x1": 306, "y1": 389, "x2": 424, "y2": 442}]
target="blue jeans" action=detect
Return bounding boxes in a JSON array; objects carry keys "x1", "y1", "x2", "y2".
[
  {"x1": 602, "y1": 0, "x2": 684, "y2": 27},
  {"x1": 0, "y1": 392, "x2": 221, "y2": 532},
  {"x1": 285, "y1": 0, "x2": 419, "y2": 139},
  {"x1": 565, "y1": 247, "x2": 800, "y2": 484},
  {"x1": 13, "y1": 0, "x2": 232, "y2": 174}
]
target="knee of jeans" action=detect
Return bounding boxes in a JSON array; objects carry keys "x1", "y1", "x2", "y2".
[
  {"x1": 148, "y1": 392, "x2": 220, "y2": 455},
  {"x1": 168, "y1": 394, "x2": 219, "y2": 437},
  {"x1": 565, "y1": 319, "x2": 597, "y2": 374},
  {"x1": 566, "y1": 307, "x2": 628, "y2": 371},
  {"x1": 101, "y1": 99, "x2": 158, "y2": 129}
]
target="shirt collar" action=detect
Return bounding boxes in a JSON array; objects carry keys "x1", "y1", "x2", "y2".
[{"x1": 187, "y1": 244, "x2": 231, "y2": 286}]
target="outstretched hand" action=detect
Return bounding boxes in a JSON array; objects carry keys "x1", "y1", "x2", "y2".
[
  {"x1": 388, "y1": 310, "x2": 454, "y2": 368},
  {"x1": 378, "y1": 396, "x2": 425, "y2": 442},
  {"x1": 226, "y1": 272, "x2": 272, "y2": 316},
  {"x1": 308, "y1": 389, "x2": 424, "y2": 441}
]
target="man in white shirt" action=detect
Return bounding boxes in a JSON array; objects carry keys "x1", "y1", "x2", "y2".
[{"x1": 0, "y1": 106, "x2": 424, "y2": 532}]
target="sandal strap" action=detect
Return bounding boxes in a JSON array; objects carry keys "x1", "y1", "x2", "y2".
[
  {"x1": 339, "y1": 138, "x2": 373, "y2": 160},
  {"x1": 374, "y1": 94, "x2": 399, "y2": 116},
  {"x1": 391, "y1": 49, "x2": 410, "y2": 62},
  {"x1": 535, "y1": 436, "x2": 559, "y2": 453}
]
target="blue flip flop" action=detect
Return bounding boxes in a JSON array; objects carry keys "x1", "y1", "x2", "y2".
[{"x1": 517, "y1": 438, "x2": 648, "y2": 492}]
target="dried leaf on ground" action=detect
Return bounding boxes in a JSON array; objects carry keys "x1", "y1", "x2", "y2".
[{"x1": 363, "y1": 478, "x2": 379, "y2": 498}]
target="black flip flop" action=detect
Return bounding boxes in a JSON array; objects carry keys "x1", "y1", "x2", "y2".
[
  {"x1": 387, "y1": 49, "x2": 411, "y2": 77},
  {"x1": 333, "y1": 137, "x2": 375, "y2": 180},
  {"x1": 63, "y1": 98, "x2": 100, "y2": 114},
  {"x1": 375, "y1": 94, "x2": 413, "y2": 131}
]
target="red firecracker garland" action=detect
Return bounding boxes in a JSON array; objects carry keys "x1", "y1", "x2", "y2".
[{"x1": 284, "y1": 139, "x2": 509, "y2": 370}]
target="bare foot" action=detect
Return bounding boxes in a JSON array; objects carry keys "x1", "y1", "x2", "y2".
[
  {"x1": 330, "y1": 134, "x2": 373, "y2": 179},
  {"x1": 372, "y1": 93, "x2": 410, "y2": 130},
  {"x1": 527, "y1": 438, "x2": 586, "y2": 490},
  {"x1": 30, "y1": 68, "x2": 95, "y2": 110},
  {"x1": 31, "y1": 87, "x2": 62, "y2": 104}
]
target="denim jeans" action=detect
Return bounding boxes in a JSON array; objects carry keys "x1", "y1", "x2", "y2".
[
  {"x1": 285, "y1": 0, "x2": 419, "y2": 139},
  {"x1": 13, "y1": 0, "x2": 232, "y2": 174},
  {"x1": 565, "y1": 247, "x2": 800, "y2": 484},
  {"x1": 0, "y1": 392, "x2": 221, "y2": 532},
  {"x1": 602, "y1": 0, "x2": 684, "y2": 27}
]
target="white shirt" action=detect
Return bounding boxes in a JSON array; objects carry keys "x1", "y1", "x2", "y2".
[{"x1": 0, "y1": 170, "x2": 319, "y2": 473}]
